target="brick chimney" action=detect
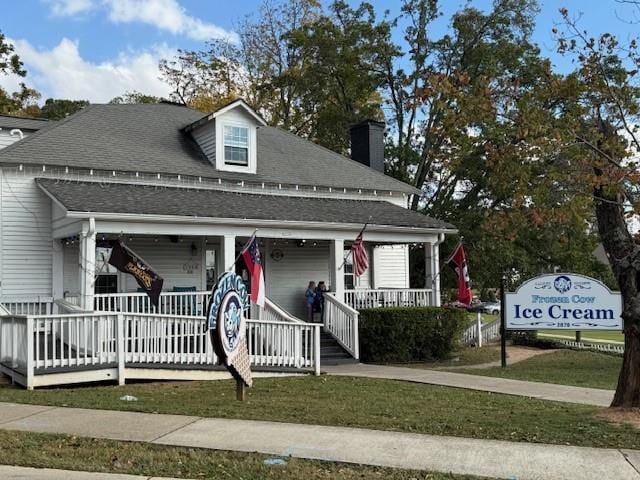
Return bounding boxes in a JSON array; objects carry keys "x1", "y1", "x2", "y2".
[{"x1": 349, "y1": 120, "x2": 385, "y2": 173}]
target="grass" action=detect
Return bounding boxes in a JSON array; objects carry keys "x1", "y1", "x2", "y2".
[
  {"x1": 0, "y1": 429, "x2": 485, "y2": 480},
  {"x1": 455, "y1": 350, "x2": 621, "y2": 390},
  {"x1": 538, "y1": 330, "x2": 624, "y2": 343},
  {"x1": 1, "y1": 375, "x2": 638, "y2": 449},
  {"x1": 395, "y1": 347, "x2": 500, "y2": 368}
]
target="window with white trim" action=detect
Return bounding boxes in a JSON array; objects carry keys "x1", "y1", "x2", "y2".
[{"x1": 223, "y1": 125, "x2": 249, "y2": 166}]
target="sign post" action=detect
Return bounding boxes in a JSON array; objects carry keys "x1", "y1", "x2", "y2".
[{"x1": 500, "y1": 275, "x2": 507, "y2": 368}]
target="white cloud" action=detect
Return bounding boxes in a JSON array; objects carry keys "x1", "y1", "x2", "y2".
[
  {"x1": 9, "y1": 37, "x2": 174, "y2": 102},
  {"x1": 46, "y1": 0, "x2": 94, "y2": 16},
  {"x1": 43, "y1": 0, "x2": 238, "y2": 42}
]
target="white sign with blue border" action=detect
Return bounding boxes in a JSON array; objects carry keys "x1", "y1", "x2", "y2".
[{"x1": 505, "y1": 273, "x2": 623, "y2": 330}]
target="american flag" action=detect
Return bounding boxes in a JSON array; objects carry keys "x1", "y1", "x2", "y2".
[
  {"x1": 242, "y1": 235, "x2": 265, "y2": 307},
  {"x1": 351, "y1": 229, "x2": 369, "y2": 277}
]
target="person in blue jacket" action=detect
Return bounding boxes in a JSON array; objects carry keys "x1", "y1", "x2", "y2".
[{"x1": 305, "y1": 281, "x2": 316, "y2": 323}]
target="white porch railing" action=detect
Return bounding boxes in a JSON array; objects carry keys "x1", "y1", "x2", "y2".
[
  {"x1": 324, "y1": 293, "x2": 359, "y2": 359},
  {"x1": 344, "y1": 289, "x2": 433, "y2": 310},
  {"x1": 0, "y1": 312, "x2": 321, "y2": 389},
  {"x1": 253, "y1": 298, "x2": 304, "y2": 323},
  {"x1": 0, "y1": 297, "x2": 55, "y2": 316},
  {"x1": 93, "y1": 291, "x2": 211, "y2": 317}
]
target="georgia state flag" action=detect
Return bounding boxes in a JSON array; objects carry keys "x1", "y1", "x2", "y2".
[{"x1": 242, "y1": 236, "x2": 265, "y2": 307}]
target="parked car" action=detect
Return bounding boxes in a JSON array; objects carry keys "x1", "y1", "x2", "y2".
[
  {"x1": 482, "y1": 302, "x2": 501, "y2": 315},
  {"x1": 467, "y1": 300, "x2": 485, "y2": 313}
]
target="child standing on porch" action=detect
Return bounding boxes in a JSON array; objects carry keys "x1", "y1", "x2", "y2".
[{"x1": 305, "y1": 281, "x2": 316, "y2": 323}]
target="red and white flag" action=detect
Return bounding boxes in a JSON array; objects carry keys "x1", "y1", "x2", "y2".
[
  {"x1": 351, "y1": 229, "x2": 369, "y2": 277},
  {"x1": 447, "y1": 242, "x2": 472, "y2": 306},
  {"x1": 242, "y1": 235, "x2": 265, "y2": 307}
]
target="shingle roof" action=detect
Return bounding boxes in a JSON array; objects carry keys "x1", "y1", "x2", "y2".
[
  {"x1": 0, "y1": 114, "x2": 50, "y2": 131},
  {"x1": 0, "y1": 103, "x2": 418, "y2": 194},
  {"x1": 36, "y1": 179, "x2": 455, "y2": 231}
]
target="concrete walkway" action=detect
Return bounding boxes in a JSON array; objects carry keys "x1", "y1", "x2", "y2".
[
  {"x1": 1, "y1": 402, "x2": 639, "y2": 480},
  {"x1": 324, "y1": 363, "x2": 615, "y2": 406},
  {"x1": 444, "y1": 346, "x2": 558, "y2": 370},
  {"x1": 0, "y1": 465, "x2": 189, "y2": 479}
]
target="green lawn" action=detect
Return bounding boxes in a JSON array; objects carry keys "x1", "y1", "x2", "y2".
[
  {"x1": 455, "y1": 350, "x2": 621, "y2": 390},
  {"x1": 0, "y1": 430, "x2": 483, "y2": 480},
  {"x1": 396, "y1": 347, "x2": 500, "y2": 368},
  {"x1": 538, "y1": 330, "x2": 624, "y2": 343},
  {"x1": 0, "y1": 375, "x2": 637, "y2": 449}
]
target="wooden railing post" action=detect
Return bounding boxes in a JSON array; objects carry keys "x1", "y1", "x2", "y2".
[
  {"x1": 353, "y1": 312, "x2": 360, "y2": 360},
  {"x1": 26, "y1": 316, "x2": 34, "y2": 390},
  {"x1": 313, "y1": 323, "x2": 321, "y2": 376},
  {"x1": 117, "y1": 313, "x2": 125, "y2": 385}
]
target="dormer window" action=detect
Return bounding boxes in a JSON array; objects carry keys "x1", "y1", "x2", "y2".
[
  {"x1": 223, "y1": 125, "x2": 249, "y2": 166},
  {"x1": 186, "y1": 99, "x2": 266, "y2": 174}
]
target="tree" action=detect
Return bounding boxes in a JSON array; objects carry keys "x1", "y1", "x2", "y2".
[
  {"x1": 0, "y1": 30, "x2": 40, "y2": 116},
  {"x1": 547, "y1": 7, "x2": 640, "y2": 407},
  {"x1": 383, "y1": 0, "x2": 607, "y2": 290},
  {"x1": 39, "y1": 98, "x2": 89, "y2": 120},
  {"x1": 159, "y1": 0, "x2": 395, "y2": 153},
  {"x1": 109, "y1": 91, "x2": 162, "y2": 105}
]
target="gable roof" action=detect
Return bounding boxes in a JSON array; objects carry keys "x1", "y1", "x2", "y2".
[
  {"x1": 0, "y1": 114, "x2": 50, "y2": 131},
  {"x1": 183, "y1": 98, "x2": 267, "y2": 132},
  {"x1": 0, "y1": 103, "x2": 418, "y2": 194},
  {"x1": 37, "y1": 178, "x2": 454, "y2": 231}
]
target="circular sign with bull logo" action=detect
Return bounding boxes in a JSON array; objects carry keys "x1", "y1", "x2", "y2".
[{"x1": 207, "y1": 271, "x2": 252, "y2": 386}]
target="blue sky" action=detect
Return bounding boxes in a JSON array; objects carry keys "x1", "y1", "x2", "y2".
[{"x1": 1, "y1": 0, "x2": 638, "y2": 103}]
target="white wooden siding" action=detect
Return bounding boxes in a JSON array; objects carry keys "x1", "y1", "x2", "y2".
[
  {"x1": 62, "y1": 243, "x2": 79, "y2": 295},
  {"x1": 264, "y1": 241, "x2": 330, "y2": 318},
  {"x1": 0, "y1": 129, "x2": 31, "y2": 150},
  {"x1": 192, "y1": 123, "x2": 215, "y2": 165},
  {"x1": 373, "y1": 245, "x2": 409, "y2": 289},
  {"x1": 0, "y1": 171, "x2": 53, "y2": 297},
  {"x1": 120, "y1": 237, "x2": 204, "y2": 292}
]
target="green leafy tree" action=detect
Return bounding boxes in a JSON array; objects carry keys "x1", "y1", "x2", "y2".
[
  {"x1": 0, "y1": 30, "x2": 40, "y2": 115},
  {"x1": 39, "y1": 98, "x2": 89, "y2": 120},
  {"x1": 159, "y1": 0, "x2": 395, "y2": 153},
  {"x1": 109, "y1": 91, "x2": 162, "y2": 105}
]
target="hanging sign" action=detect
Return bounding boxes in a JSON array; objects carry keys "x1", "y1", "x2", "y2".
[
  {"x1": 505, "y1": 273, "x2": 622, "y2": 330},
  {"x1": 206, "y1": 271, "x2": 253, "y2": 387}
]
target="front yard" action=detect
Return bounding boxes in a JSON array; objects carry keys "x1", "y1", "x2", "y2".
[
  {"x1": 0, "y1": 374, "x2": 637, "y2": 450},
  {"x1": 453, "y1": 349, "x2": 621, "y2": 390}
]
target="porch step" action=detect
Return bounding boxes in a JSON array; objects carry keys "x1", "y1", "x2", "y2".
[
  {"x1": 320, "y1": 331, "x2": 357, "y2": 365},
  {"x1": 0, "y1": 373, "x2": 10, "y2": 385}
]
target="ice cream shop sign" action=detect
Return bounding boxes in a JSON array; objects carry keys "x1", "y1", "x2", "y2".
[{"x1": 505, "y1": 273, "x2": 623, "y2": 330}]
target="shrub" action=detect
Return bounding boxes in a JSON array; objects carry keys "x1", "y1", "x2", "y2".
[
  {"x1": 508, "y1": 330, "x2": 560, "y2": 349},
  {"x1": 358, "y1": 307, "x2": 467, "y2": 363}
]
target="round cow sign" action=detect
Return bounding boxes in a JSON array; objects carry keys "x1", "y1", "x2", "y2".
[{"x1": 505, "y1": 273, "x2": 622, "y2": 330}]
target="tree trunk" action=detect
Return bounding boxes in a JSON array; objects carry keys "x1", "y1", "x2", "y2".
[{"x1": 594, "y1": 184, "x2": 640, "y2": 407}]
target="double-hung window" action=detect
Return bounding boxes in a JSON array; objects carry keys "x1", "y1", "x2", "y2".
[{"x1": 223, "y1": 125, "x2": 249, "y2": 166}]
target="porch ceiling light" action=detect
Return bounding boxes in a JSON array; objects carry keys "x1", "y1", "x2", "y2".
[{"x1": 296, "y1": 239, "x2": 306, "y2": 248}]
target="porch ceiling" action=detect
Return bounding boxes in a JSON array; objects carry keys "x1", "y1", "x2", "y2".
[{"x1": 37, "y1": 178, "x2": 456, "y2": 232}]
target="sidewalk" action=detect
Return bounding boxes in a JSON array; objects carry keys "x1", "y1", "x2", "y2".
[
  {"x1": 0, "y1": 464, "x2": 188, "y2": 479},
  {"x1": 324, "y1": 363, "x2": 614, "y2": 406},
  {"x1": 0, "y1": 402, "x2": 638, "y2": 480}
]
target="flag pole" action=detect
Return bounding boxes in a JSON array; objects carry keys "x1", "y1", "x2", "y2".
[
  {"x1": 226, "y1": 229, "x2": 259, "y2": 272},
  {"x1": 338, "y1": 219, "x2": 371, "y2": 271},
  {"x1": 429, "y1": 237, "x2": 464, "y2": 287}
]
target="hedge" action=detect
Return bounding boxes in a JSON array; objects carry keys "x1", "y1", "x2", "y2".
[{"x1": 358, "y1": 307, "x2": 467, "y2": 363}]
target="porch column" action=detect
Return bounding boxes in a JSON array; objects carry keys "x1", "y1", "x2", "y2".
[
  {"x1": 52, "y1": 239, "x2": 63, "y2": 300},
  {"x1": 79, "y1": 218, "x2": 96, "y2": 310},
  {"x1": 220, "y1": 234, "x2": 236, "y2": 273},
  {"x1": 330, "y1": 238, "x2": 345, "y2": 302},
  {"x1": 425, "y1": 242, "x2": 441, "y2": 307}
]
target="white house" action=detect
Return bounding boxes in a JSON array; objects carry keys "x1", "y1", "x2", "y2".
[
  {"x1": 0, "y1": 100, "x2": 455, "y2": 388},
  {"x1": 0, "y1": 114, "x2": 49, "y2": 150}
]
